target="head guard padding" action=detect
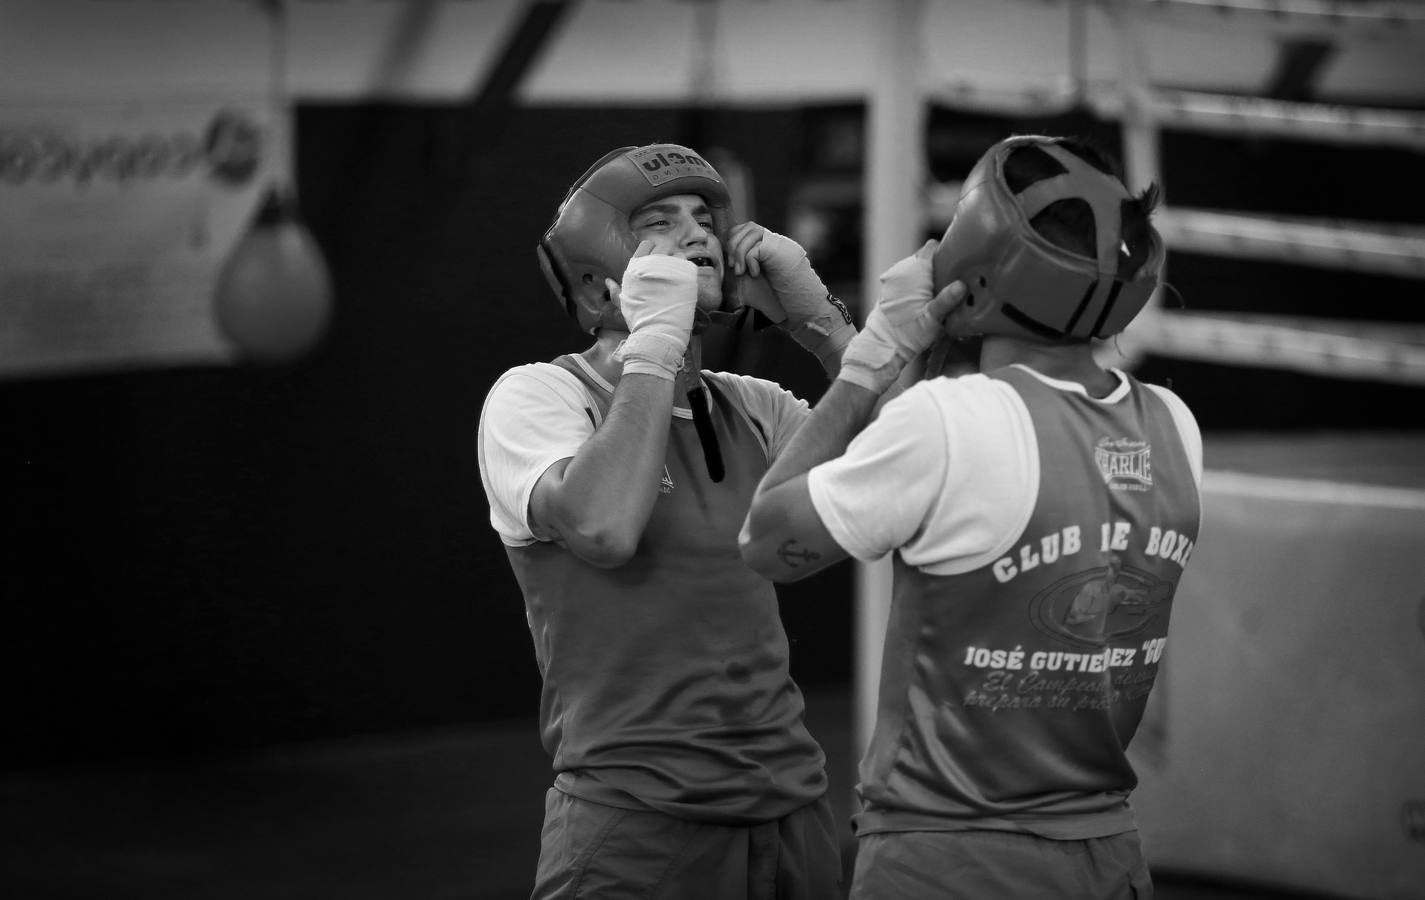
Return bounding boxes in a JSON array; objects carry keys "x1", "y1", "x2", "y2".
[
  {"x1": 537, "y1": 143, "x2": 737, "y2": 334},
  {"x1": 932, "y1": 135, "x2": 1163, "y2": 341}
]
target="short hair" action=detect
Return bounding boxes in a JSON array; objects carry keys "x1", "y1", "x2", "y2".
[{"x1": 1002, "y1": 139, "x2": 1160, "y2": 280}]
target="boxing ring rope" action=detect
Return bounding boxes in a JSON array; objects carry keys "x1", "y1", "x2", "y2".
[
  {"x1": 1128, "y1": 0, "x2": 1425, "y2": 37},
  {"x1": 1127, "y1": 90, "x2": 1425, "y2": 151},
  {"x1": 1115, "y1": 311, "x2": 1425, "y2": 385},
  {"x1": 932, "y1": 80, "x2": 1425, "y2": 152},
  {"x1": 1106, "y1": 0, "x2": 1425, "y2": 380},
  {"x1": 1155, "y1": 208, "x2": 1425, "y2": 278},
  {"x1": 920, "y1": 0, "x2": 1425, "y2": 447}
]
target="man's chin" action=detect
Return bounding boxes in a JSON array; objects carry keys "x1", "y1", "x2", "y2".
[{"x1": 696, "y1": 282, "x2": 723, "y2": 313}]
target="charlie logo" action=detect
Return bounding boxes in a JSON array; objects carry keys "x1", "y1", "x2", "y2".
[
  {"x1": 1095, "y1": 437, "x2": 1151, "y2": 490},
  {"x1": 627, "y1": 146, "x2": 718, "y2": 187}
]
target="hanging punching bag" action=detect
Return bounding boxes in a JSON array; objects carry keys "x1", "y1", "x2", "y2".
[{"x1": 214, "y1": 186, "x2": 332, "y2": 363}]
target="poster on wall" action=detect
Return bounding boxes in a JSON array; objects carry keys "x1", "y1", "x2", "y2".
[{"x1": 0, "y1": 98, "x2": 274, "y2": 379}]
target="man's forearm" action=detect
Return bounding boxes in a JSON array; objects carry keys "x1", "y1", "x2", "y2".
[
  {"x1": 757, "y1": 378, "x2": 882, "y2": 493},
  {"x1": 555, "y1": 372, "x2": 675, "y2": 546},
  {"x1": 739, "y1": 376, "x2": 879, "y2": 581}
]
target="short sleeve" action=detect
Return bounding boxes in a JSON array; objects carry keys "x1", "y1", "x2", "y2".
[
  {"x1": 805, "y1": 384, "x2": 949, "y2": 562},
  {"x1": 477, "y1": 363, "x2": 596, "y2": 546},
  {"x1": 806, "y1": 375, "x2": 1038, "y2": 574}
]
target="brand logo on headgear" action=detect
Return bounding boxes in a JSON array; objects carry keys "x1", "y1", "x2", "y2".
[
  {"x1": 627, "y1": 146, "x2": 718, "y2": 187},
  {"x1": 1095, "y1": 437, "x2": 1152, "y2": 490}
]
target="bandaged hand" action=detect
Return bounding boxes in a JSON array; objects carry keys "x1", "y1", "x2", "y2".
[
  {"x1": 611, "y1": 243, "x2": 698, "y2": 380},
  {"x1": 725, "y1": 223, "x2": 857, "y2": 367},
  {"x1": 838, "y1": 240, "x2": 968, "y2": 394}
]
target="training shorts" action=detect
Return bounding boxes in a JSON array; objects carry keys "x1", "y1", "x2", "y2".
[
  {"x1": 530, "y1": 787, "x2": 843, "y2": 900},
  {"x1": 849, "y1": 828, "x2": 1153, "y2": 899}
]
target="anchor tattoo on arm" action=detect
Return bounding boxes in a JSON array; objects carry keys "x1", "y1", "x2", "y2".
[{"x1": 777, "y1": 539, "x2": 822, "y2": 568}]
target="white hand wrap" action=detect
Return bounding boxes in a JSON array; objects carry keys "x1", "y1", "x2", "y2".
[
  {"x1": 838, "y1": 251, "x2": 944, "y2": 393},
  {"x1": 758, "y1": 230, "x2": 857, "y2": 366},
  {"x1": 613, "y1": 255, "x2": 698, "y2": 380}
]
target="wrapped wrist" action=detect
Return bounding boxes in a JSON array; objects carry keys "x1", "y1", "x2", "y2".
[
  {"x1": 756, "y1": 233, "x2": 850, "y2": 332},
  {"x1": 790, "y1": 319, "x2": 857, "y2": 366},
  {"x1": 836, "y1": 332, "x2": 902, "y2": 393},
  {"x1": 615, "y1": 331, "x2": 685, "y2": 380},
  {"x1": 763, "y1": 253, "x2": 830, "y2": 314}
]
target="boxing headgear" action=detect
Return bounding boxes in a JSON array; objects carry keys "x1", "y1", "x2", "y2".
[
  {"x1": 933, "y1": 135, "x2": 1163, "y2": 341},
  {"x1": 538, "y1": 143, "x2": 740, "y2": 334}
]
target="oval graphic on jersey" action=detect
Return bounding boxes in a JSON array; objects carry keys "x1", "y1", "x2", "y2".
[{"x1": 1029, "y1": 561, "x2": 1174, "y2": 648}]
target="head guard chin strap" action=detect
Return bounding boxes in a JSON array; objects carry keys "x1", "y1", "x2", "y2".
[
  {"x1": 537, "y1": 143, "x2": 746, "y2": 335},
  {"x1": 932, "y1": 135, "x2": 1164, "y2": 341}
]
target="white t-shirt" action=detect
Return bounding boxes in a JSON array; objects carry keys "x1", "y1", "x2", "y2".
[
  {"x1": 478, "y1": 354, "x2": 810, "y2": 546},
  {"x1": 806, "y1": 365, "x2": 1202, "y2": 576}
]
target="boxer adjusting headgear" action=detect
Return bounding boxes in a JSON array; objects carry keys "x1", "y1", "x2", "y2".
[
  {"x1": 538, "y1": 143, "x2": 747, "y2": 334},
  {"x1": 933, "y1": 135, "x2": 1163, "y2": 341}
]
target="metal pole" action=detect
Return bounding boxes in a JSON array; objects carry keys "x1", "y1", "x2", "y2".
[
  {"x1": 1101, "y1": 0, "x2": 1164, "y2": 369},
  {"x1": 855, "y1": 0, "x2": 926, "y2": 761}
]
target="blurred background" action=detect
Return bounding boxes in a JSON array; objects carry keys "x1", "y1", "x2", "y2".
[{"x1": 1, "y1": 1, "x2": 1422, "y2": 898}]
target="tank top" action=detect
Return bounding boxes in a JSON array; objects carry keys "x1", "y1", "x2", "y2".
[
  {"x1": 855, "y1": 365, "x2": 1201, "y2": 839},
  {"x1": 503, "y1": 355, "x2": 827, "y2": 824}
]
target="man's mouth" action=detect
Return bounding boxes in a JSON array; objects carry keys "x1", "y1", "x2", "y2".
[{"x1": 687, "y1": 254, "x2": 718, "y2": 272}]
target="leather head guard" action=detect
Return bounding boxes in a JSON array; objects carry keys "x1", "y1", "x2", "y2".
[
  {"x1": 538, "y1": 143, "x2": 741, "y2": 334},
  {"x1": 933, "y1": 135, "x2": 1163, "y2": 341}
]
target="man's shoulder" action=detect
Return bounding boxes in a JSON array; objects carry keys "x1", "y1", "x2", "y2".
[
  {"x1": 491, "y1": 359, "x2": 582, "y2": 392},
  {"x1": 1135, "y1": 377, "x2": 1202, "y2": 433},
  {"x1": 483, "y1": 359, "x2": 591, "y2": 420},
  {"x1": 1139, "y1": 378, "x2": 1192, "y2": 411},
  {"x1": 898, "y1": 372, "x2": 1006, "y2": 408},
  {"x1": 703, "y1": 368, "x2": 776, "y2": 391},
  {"x1": 702, "y1": 369, "x2": 801, "y2": 405},
  {"x1": 501, "y1": 357, "x2": 574, "y2": 377},
  {"x1": 864, "y1": 374, "x2": 1024, "y2": 446}
]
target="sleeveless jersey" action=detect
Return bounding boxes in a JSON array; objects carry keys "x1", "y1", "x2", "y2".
[
  {"x1": 855, "y1": 365, "x2": 1201, "y2": 839},
  {"x1": 503, "y1": 355, "x2": 827, "y2": 825}
]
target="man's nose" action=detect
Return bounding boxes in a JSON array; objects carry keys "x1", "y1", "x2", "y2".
[{"x1": 680, "y1": 219, "x2": 710, "y2": 244}]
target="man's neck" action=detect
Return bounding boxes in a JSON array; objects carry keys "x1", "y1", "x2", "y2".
[
  {"x1": 979, "y1": 336, "x2": 1118, "y2": 398},
  {"x1": 583, "y1": 330, "x2": 703, "y2": 405}
]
